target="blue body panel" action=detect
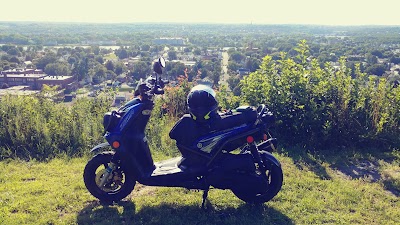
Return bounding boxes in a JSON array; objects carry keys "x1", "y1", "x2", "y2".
[{"x1": 192, "y1": 124, "x2": 253, "y2": 154}]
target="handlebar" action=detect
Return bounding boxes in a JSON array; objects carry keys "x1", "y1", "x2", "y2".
[
  {"x1": 255, "y1": 104, "x2": 267, "y2": 125},
  {"x1": 257, "y1": 104, "x2": 267, "y2": 118},
  {"x1": 136, "y1": 76, "x2": 168, "y2": 98},
  {"x1": 134, "y1": 57, "x2": 167, "y2": 99}
]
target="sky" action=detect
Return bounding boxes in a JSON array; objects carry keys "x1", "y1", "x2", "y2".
[{"x1": 1, "y1": 0, "x2": 400, "y2": 25}]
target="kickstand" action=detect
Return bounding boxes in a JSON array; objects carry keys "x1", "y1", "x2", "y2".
[{"x1": 201, "y1": 187, "x2": 209, "y2": 209}]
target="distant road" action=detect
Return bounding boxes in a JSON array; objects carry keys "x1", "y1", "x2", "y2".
[{"x1": 219, "y1": 51, "x2": 230, "y2": 91}]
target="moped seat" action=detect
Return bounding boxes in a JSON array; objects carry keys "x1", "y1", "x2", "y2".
[{"x1": 169, "y1": 108, "x2": 257, "y2": 146}]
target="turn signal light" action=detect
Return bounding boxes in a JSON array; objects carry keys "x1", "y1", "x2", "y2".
[
  {"x1": 246, "y1": 136, "x2": 254, "y2": 143},
  {"x1": 112, "y1": 141, "x2": 120, "y2": 149}
]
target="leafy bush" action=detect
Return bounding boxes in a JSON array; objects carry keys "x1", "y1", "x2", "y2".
[
  {"x1": 240, "y1": 40, "x2": 400, "y2": 149},
  {"x1": 0, "y1": 95, "x2": 112, "y2": 160}
]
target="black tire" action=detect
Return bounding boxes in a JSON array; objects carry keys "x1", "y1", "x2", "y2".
[
  {"x1": 232, "y1": 154, "x2": 283, "y2": 204},
  {"x1": 83, "y1": 151, "x2": 136, "y2": 203}
]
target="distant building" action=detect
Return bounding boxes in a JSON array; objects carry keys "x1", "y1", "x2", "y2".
[
  {"x1": 154, "y1": 38, "x2": 185, "y2": 46},
  {"x1": 0, "y1": 68, "x2": 74, "y2": 90},
  {"x1": 2, "y1": 68, "x2": 43, "y2": 75},
  {"x1": 36, "y1": 76, "x2": 74, "y2": 89},
  {"x1": 237, "y1": 68, "x2": 250, "y2": 75},
  {"x1": 0, "y1": 73, "x2": 47, "y2": 89}
]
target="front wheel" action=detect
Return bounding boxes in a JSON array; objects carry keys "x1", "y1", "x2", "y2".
[
  {"x1": 83, "y1": 151, "x2": 136, "y2": 203},
  {"x1": 232, "y1": 153, "x2": 283, "y2": 204}
]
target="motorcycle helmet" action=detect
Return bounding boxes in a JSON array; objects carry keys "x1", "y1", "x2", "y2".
[{"x1": 187, "y1": 85, "x2": 218, "y2": 122}]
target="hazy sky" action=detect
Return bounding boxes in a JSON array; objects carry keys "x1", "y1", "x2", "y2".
[{"x1": 1, "y1": 0, "x2": 399, "y2": 25}]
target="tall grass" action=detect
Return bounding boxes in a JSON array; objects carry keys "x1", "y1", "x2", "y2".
[{"x1": 0, "y1": 94, "x2": 112, "y2": 160}]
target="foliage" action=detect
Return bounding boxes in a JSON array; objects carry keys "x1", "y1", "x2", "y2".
[
  {"x1": 0, "y1": 95, "x2": 113, "y2": 160},
  {"x1": 130, "y1": 61, "x2": 151, "y2": 80},
  {"x1": 44, "y1": 62, "x2": 71, "y2": 76},
  {"x1": 240, "y1": 41, "x2": 400, "y2": 149},
  {"x1": 217, "y1": 84, "x2": 241, "y2": 110},
  {"x1": 0, "y1": 148, "x2": 399, "y2": 224},
  {"x1": 167, "y1": 51, "x2": 178, "y2": 60}
]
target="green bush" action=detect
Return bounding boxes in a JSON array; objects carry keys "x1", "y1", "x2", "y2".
[
  {"x1": 240, "y1": 40, "x2": 400, "y2": 149},
  {"x1": 0, "y1": 95, "x2": 112, "y2": 160}
]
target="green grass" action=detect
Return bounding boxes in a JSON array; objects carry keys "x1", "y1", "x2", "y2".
[{"x1": 0, "y1": 149, "x2": 399, "y2": 225}]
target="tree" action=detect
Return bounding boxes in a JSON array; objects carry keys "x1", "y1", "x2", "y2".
[
  {"x1": 230, "y1": 51, "x2": 245, "y2": 63},
  {"x1": 245, "y1": 57, "x2": 260, "y2": 72},
  {"x1": 141, "y1": 44, "x2": 150, "y2": 51},
  {"x1": 1, "y1": 55, "x2": 10, "y2": 61},
  {"x1": 193, "y1": 48, "x2": 201, "y2": 55},
  {"x1": 105, "y1": 60, "x2": 115, "y2": 71},
  {"x1": 117, "y1": 48, "x2": 128, "y2": 59},
  {"x1": 1, "y1": 44, "x2": 15, "y2": 52},
  {"x1": 390, "y1": 56, "x2": 400, "y2": 64},
  {"x1": 9, "y1": 56, "x2": 20, "y2": 64},
  {"x1": 184, "y1": 47, "x2": 192, "y2": 53},
  {"x1": 366, "y1": 64, "x2": 386, "y2": 76},
  {"x1": 131, "y1": 61, "x2": 150, "y2": 80},
  {"x1": 91, "y1": 46, "x2": 101, "y2": 55},
  {"x1": 371, "y1": 50, "x2": 383, "y2": 58},
  {"x1": 366, "y1": 53, "x2": 378, "y2": 64},
  {"x1": 168, "y1": 51, "x2": 178, "y2": 60},
  {"x1": 167, "y1": 62, "x2": 186, "y2": 77},
  {"x1": 44, "y1": 62, "x2": 71, "y2": 76},
  {"x1": 115, "y1": 62, "x2": 127, "y2": 75},
  {"x1": 73, "y1": 58, "x2": 89, "y2": 81},
  {"x1": 95, "y1": 56, "x2": 104, "y2": 64},
  {"x1": 68, "y1": 56, "x2": 78, "y2": 65},
  {"x1": 227, "y1": 75, "x2": 241, "y2": 92},
  {"x1": 35, "y1": 52, "x2": 58, "y2": 69},
  {"x1": 7, "y1": 47, "x2": 21, "y2": 56},
  {"x1": 93, "y1": 65, "x2": 107, "y2": 84}
]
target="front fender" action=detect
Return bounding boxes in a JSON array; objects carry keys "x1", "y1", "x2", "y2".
[{"x1": 90, "y1": 142, "x2": 111, "y2": 153}]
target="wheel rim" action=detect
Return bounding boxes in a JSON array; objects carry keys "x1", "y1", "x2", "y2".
[{"x1": 94, "y1": 163, "x2": 126, "y2": 193}]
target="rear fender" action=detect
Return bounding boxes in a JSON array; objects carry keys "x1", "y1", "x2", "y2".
[{"x1": 260, "y1": 151, "x2": 281, "y2": 168}]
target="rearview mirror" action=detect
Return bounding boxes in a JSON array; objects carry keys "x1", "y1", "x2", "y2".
[
  {"x1": 153, "y1": 57, "x2": 165, "y2": 74},
  {"x1": 159, "y1": 57, "x2": 166, "y2": 68}
]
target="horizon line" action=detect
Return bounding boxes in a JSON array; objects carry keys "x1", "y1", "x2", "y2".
[{"x1": 1, "y1": 20, "x2": 400, "y2": 27}]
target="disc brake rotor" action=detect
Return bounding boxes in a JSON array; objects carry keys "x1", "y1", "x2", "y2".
[{"x1": 95, "y1": 168, "x2": 124, "y2": 192}]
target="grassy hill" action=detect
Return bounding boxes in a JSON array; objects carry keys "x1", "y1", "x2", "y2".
[{"x1": 0, "y1": 148, "x2": 399, "y2": 225}]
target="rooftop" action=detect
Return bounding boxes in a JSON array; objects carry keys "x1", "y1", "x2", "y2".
[
  {"x1": 1, "y1": 73, "x2": 47, "y2": 78},
  {"x1": 38, "y1": 76, "x2": 73, "y2": 81}
]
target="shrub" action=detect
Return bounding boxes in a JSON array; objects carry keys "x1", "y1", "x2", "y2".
[{"x1": 240, "y1": 40, "x2": 400, "y2": 149}]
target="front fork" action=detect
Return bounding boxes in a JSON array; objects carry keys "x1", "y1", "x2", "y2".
[{"x1": 99, "y1": 153, "x2": 120, "y2": 187}]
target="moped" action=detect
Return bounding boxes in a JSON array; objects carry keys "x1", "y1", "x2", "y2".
[{"x1": 83, "y1": 57, "x2": 283, "y2": 207}]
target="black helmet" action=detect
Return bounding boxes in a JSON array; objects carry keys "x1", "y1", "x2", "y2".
[{"x1": 187, "y1": 85, "x2": 218, "y2": 122}]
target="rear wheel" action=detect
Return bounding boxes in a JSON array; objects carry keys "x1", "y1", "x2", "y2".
[
  {"x1": 83, "y1": 152, "x2": 136, "y2": 203},
  {"x1": 232, "y1": 154, "x2": 283, "y2": 204}
]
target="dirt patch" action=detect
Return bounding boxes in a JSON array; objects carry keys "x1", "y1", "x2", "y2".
[{"x1": 128, "y1": 183, "x2": 157, "y2": 199}]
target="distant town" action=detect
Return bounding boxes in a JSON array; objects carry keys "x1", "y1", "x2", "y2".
[{"x1": 1, "y1": 23, "x2": 400, "y2": 105}]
